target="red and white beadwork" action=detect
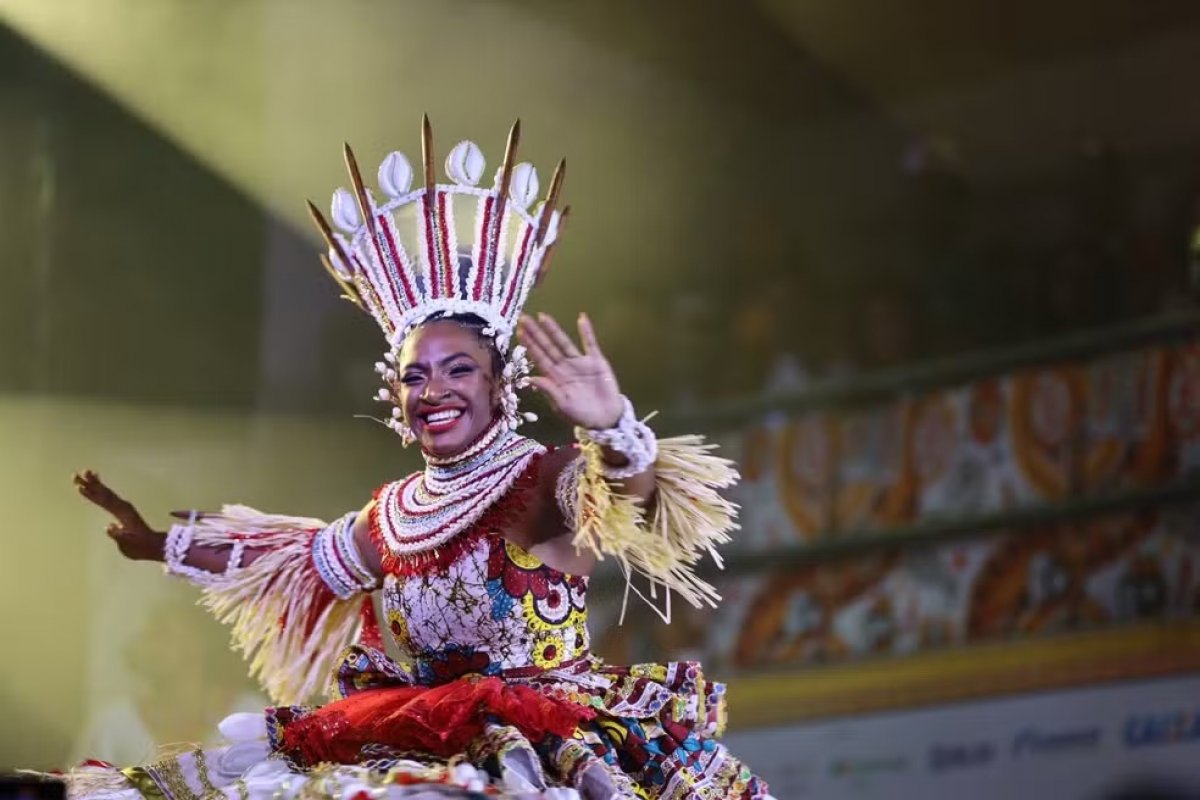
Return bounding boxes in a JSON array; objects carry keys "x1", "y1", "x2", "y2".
[
  {"x1": 312, "y1": 120, "x2": 565, "y2": 437},
  {"x1": 375, "y1": 425, "x2": 546, "y2": 558},
  {"x1": 322, "y1": 125, "x2": 564, "y2": 354},
  {"x1": 312, "y1": 512, "x2": 379, "y2": 599}
]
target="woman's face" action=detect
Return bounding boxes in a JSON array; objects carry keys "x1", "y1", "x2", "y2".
[{"x1": 397, "y1": 320, "x2": 500, "y2": 457}]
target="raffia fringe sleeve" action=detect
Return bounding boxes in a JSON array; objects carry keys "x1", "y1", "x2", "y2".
[
  {"x1": 188, "y1": 505, "x2": 365, "y2": 705},
  {"x1": 569, "y1": 435, "x2": 738, "y2": 616}
]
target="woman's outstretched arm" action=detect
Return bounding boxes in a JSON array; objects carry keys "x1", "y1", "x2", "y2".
[
  {"x1": 74, "y1": 469, "x2": 270, "y2": 572},
  {"x1": 73, "y1": 469, "x2": 382, "y2": 704}
]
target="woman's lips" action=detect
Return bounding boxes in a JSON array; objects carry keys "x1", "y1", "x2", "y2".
[{"x1": 421, "y1": 408, "x2": 464, "y2": 434}]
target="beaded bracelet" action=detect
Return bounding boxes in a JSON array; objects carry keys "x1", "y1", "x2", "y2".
[
  {"x1": 163, "y1": 510, "x2": 222, "y2": 586},
  {"x1": 312, "y1": 512, "x2": 378, "y2": 599},
  {"x1": 576, "y1": 395, "x2": 658, "y2": 480},
  {"x1": 336, "y1": 516, "x2": 378, "y2": 591}
]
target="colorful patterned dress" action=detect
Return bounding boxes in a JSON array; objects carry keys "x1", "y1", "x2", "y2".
[{"x1": 65, "y1": 445, "x2": 772, "y2": 800}]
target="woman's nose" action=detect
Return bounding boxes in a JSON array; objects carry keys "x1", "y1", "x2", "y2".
[{"x1": 421, "y1": 377, "x2": 449, "y2": 402}]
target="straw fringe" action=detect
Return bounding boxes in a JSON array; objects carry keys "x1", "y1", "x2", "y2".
[
  {"x1": 571, "y1": 435, "x2": 739, "y2": 620},
  {"x1": 190, "y1": 506, "x2": 362, "y2": 706},
  {"x1": 16, "y1": 770, "x2": 127, "y2": 800}
]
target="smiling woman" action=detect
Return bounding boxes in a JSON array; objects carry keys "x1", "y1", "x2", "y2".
[
  {"x1": 56, "y1": 121, "x2": 770, "y2": 800},
  {"x1": 397, "y1": 315, "x2": 506, "y2": 458}
]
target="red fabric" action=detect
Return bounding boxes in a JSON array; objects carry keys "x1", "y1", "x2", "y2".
[
  {"x1": 357, "y1": 597, "x2": 384, "y2": 650},
  {"x1": 278, "y1": 675, "x2": 593, "y2": 765}
]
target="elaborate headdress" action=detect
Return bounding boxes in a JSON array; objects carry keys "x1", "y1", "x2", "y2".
[{"x1": 306, "y1": 117, "x2": 569, "y2": 436}]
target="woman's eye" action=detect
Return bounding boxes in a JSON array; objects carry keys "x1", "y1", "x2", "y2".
[
  {"x1": 400, "y1": 374, "x2": 423, "y2": 386},
  {"x1": 449, "y1": 365, "x2": 474, "y2": 377}
]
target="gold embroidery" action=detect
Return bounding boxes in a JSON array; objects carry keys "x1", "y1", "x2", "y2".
[
  {"x1": 193, "y1": 749, "x2": 220, "y2": 799},
  {"x1": 151, "y1": 755, "x2": 197, "y2": 800}
]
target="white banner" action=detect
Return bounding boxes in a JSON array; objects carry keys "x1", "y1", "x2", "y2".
[{"x1": 724, "y1": 673, "x2": 1200, "y2": 799}]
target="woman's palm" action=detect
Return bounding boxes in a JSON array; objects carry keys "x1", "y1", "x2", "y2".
[{"x1": 518, "y1": 313, "x2": 623, "y2": 429}]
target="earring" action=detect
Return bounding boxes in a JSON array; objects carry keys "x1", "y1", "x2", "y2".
[
  {"x1": 373, "y1": 374, "x2": 413, "y2": 447},
  {"x1": 500, "y1": 345, "x2": 538, "y2": 431},
  {"x1": 396, "y1": 420, "x2": 416, "y2": 447},
  {"x1": 386, "y1": 407, "x2": 415, "y2": 447}
]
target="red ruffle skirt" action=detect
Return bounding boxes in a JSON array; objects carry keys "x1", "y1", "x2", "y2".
[{"x1": 277, "y1": 676, "x2": 594, "y2": 765}]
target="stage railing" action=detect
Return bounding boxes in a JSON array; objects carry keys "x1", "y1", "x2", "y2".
[{"x1": 667, "y1": 307, "x2": 1200, "y2": 432}]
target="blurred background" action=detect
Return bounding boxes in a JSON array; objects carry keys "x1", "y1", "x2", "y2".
[{"x1": 1, "y1": 1, "x2": 1199, "y2": 797}]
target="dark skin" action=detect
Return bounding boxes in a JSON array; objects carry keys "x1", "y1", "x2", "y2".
[{"x1": 75, "y1": 312, "x2": 654, "y2": 578}]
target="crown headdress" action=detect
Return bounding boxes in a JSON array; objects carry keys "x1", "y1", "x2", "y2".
[
  {"x1": 308, "y1": 117, "x2": 567, "y2": 351},
  {"x1": 306, "y1": 117, "x2": 569, "y2": 437}
]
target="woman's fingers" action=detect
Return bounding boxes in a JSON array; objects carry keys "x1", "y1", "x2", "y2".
[
  {"x1": 537, "y1": 313, "x2": 581, "y2": 359},
  {"x1": 74, "y1": 469, "x2": 98, "y2": 493},
  {"x1": 518, "y1": 319, "x2": 563, "y2": 376},
  {"x1": 74, "y1": 471, "x2": 106, "y2": 503},
  {"x1": 519, "y1": 329, "x2": 552, "y2": 372},
  {"x1": 74, "y1": 470, "x2": 144, "y2": 527},
  {"x1": 519, "y1": 315, "x2": 566, "y2": 364},
  {"x1": 577, "y1": 313, "x2": 603, "y2": 357},
  {"x1": 527, "y1": 376, "x2": 562, "y2": 408}
]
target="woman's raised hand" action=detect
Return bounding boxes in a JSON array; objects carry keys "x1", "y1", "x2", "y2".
[
  {"x1": 73, "y1": 470, "x2": 164, "y2": 561},
  {"x1": 517, "y1": 312, "x2": 624, "y2": 430}
]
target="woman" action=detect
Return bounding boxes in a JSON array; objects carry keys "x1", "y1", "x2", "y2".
[{"x1": 68, "y1": 119, "x2": 771, "y2": 799}]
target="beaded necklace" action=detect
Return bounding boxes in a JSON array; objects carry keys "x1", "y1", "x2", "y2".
[{"x1": 373, "y1": 422, "x2": 546, "y2": 565}]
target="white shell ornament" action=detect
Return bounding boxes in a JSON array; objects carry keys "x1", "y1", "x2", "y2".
[
  {"x1": 541, "y1": 209, "x2": 561, "y2": 245},
  {"x1": 331, "y1": 188, "x2": 361, "y2": 232},
  {"x1": 327, "y1": 249, "x2": 353, "y2": 279},
  {"x1": 378, "y1": 151, "x2": 414, "y2": 197},
  {"x1": 509, "y1": 163, "x2": 539, "y2": 210},
  {"x1": 445, "y1": 140, "x2": 485, "y2": 186}
]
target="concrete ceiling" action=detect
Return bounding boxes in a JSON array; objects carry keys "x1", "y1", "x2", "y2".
[
  {"x1": 757, "y1": 0, "x2": 1200, "y2": 177},
  {"x1": 2, "y1": 0, "x2": 1198, "y2": 286},
  {"x1": 760, "y1": 0, "x2": 1200, "y2": 102},
  {"x1": 5, "y1": 0, "x2": 1199, "y2": 406},
  {"x1": 0, "y1": 1, "x2": 909, "y2": 315}
]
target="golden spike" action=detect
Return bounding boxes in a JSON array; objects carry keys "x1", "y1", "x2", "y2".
[
  {"x1": 534, "y1": 157, "x2": 565, "y2": 245},
  {"x1": 318, "y1": 253, "x2": 365, "y2": 310},
  {"x1": 306, "y1": 199, "x2": 354, "y2": 268},
  {"x1": 342, "y1": 143, "x2": 378, "y2": 239},
  {"x1": 534, "y1": 204, "x2": 571, "y2": 287},
  {"x1": 421, "y1": 114, "x2": 436, "y2": 203},
  {"x1": 492, "y1": 119, "x2": 521, "y2": 225},
  {"x1": 307, "y1": 200, "x2": 374, "y2": 316}
]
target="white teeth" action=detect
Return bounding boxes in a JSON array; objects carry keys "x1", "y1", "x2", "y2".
[{"x1": 425, "y1": 409, "x2": 463, "y2": 424}]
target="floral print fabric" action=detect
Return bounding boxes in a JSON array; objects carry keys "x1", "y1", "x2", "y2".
[{"x1": 317, "y1": 501, "x2": 771, "y2": 799}]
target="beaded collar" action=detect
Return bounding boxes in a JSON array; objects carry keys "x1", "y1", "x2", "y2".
[{"x1": 373, "y1": 422, "x2": 546, "y2": 566}]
